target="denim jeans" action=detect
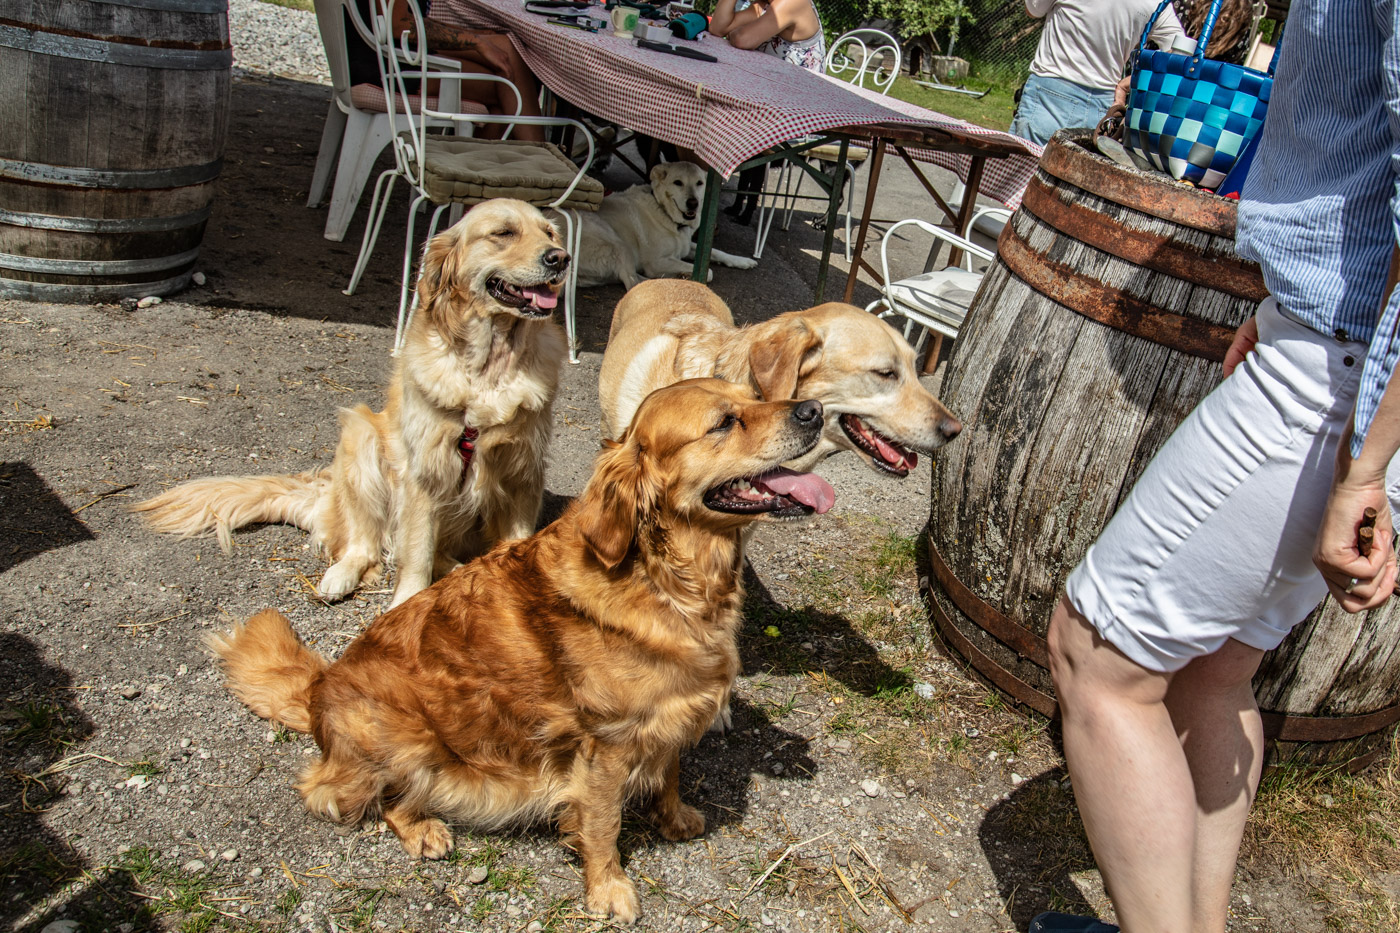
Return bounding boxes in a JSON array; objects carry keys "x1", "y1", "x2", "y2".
[{"x1": 1010, "y1": 73, "x2": 1116, "y2": 146}]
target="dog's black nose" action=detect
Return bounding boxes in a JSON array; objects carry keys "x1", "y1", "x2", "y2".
[
  {"x1": 542, "y1": 248, "x2": 570, "y2": 271},
  {"x1": 686, "y1": 198, "x2": 699, "y2": 210},
  {"x1": 938, "y1": 414, "x2": 963, "y2": 440},
  {"x1": 792, "y1": 399, "x2": 823, "y2": 426}
]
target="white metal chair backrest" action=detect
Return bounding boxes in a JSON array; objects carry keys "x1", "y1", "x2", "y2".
[
  {"x1": 372, "y1": 0, "x2": 592, "y2": 208},
  {"x1": 825, "y1": 29, "x2": 902, "y2": 95}
]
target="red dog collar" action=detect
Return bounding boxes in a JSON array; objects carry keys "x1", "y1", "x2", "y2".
[{"x1": 458, "y1": 426, "x2": 479, "y2": 476}]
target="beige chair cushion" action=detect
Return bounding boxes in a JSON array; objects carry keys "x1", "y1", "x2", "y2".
[
  {"x1": 419, "y1": 136, "x2": 604, "y2": 210},
  {"x1": 886, "y1": 266, "x2": 983, "y2": 337}
]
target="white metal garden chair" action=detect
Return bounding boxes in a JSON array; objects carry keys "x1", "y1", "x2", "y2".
[
  {"x1": 752, "y1": 29, "x2": 902, "y2": 261},
  {"x1": 342, "y1": 0, "x2": 603, "y2": 360},
  {"x1": 867, "y1": 207, "x2": 1010, "y2": 363},
  {"x1": 307, "y1": 0, "x2": 477, "y2": 242}
]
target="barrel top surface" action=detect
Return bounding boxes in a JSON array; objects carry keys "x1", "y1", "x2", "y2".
[{"x1": 1041, "y1": 131, "x2": 1240, "y2": 238}]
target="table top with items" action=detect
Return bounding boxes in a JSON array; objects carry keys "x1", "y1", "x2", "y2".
[{"x1": 434, "y1": 0, "x2": 1042, "y2": 206}]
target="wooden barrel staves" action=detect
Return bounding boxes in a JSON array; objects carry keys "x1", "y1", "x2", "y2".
[
  {"x1": 925, "y1": 131, "x2": 1400, "y2": 770},
  {"x1": 0, "y1": 0, "x2": 232, "y2": 301}
]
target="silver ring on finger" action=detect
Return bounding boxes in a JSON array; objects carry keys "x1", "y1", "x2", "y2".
[{"x1": 1346, "y1": 576, "x2": 1360, "y2": 595}]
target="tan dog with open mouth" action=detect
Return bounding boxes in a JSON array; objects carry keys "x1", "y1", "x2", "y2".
[
  {"x1": 135, "y1": 199, "x2": 568, "y2": 607},
  {"x1": 207, "y1": 379, "x2": 835, "y2": 924},
  {"x1": 598, "y1": 280, "x2": 963, "y2": 477}
]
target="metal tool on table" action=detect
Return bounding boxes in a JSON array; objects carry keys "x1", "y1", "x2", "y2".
[{"x1": 636, "y1": 38, "x2": 716, "y2": 61}]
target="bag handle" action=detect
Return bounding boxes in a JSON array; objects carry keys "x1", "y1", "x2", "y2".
[{"x1": 1137, "y1": 0, "x2": 1282, "y2": 78}]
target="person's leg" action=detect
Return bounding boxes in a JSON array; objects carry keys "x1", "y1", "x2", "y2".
[
  {"x1": 1164, "y1": 639, "x2": 1265, "y2": 933},
  {"x1": 432, "y1": 35, "x2": 544, "y2": 141},
  {"x1": 1048, "y1": 600, "x2": 1194, "y2": 933}
]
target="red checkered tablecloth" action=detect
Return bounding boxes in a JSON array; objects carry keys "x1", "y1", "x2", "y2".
[{"x1": 434, "y1": 0, "x2": 1042, "y2": 208}]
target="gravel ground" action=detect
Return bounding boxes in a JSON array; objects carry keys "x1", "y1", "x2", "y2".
[
  {"x1": 231, "y1": 0, "x2": 330, "y2": 85},
  {"x1": 0, "y1": 6, "x2": 1373, "y2": 933}
]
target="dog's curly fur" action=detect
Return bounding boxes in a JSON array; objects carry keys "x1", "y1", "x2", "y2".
[
  {"x1": 134, "y1": 199, "x2": 569, "y2": 607},
  {"x1": 207, "y1": 379, "x2": 833, "y2": 924}
]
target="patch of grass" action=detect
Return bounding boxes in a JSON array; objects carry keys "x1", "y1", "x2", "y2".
[
  {"x1": 115, "y1": 846, "x2": 224, "y2": 932},
  {"x1": 126, "y1": 757, "x2": 163, "y2": 779},
  {"x1": 859, "y1": 531, "x2": 918, "y2": 601},
  {"x1": 271, "y1": 724, "x2": 296, "y2": 744},
  {"x1": 887, "y1": 73, "x2": 1017, "y2": 132},
  {"x1": 4, "y1": 700, "x2": 85, "y2": 748},
  {"x1": 1245, "y1": 747, "x2": 1400, "y2": 930},
  {"x1": 826, "y1": 709, "x2": 861, "y2": 734},
  {"x1": 470, "y1": 894, "x2": 495, "y2": 922},
  {"x1": 274, "y1": 888, "x2": 302, "y2": 916},
  {"x1": 346, "y1": 887, "x2": 385, "y2": 930}
]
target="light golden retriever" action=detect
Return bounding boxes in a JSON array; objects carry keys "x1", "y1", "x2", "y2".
[
  {"x1": 569, "y1": 161, "x2": 757, "y2": 290},
  {"x1": 598, "y1": 280, "x2": 963, "y2": 476},
  {"x1": 207, "y1": 379, "x2": 835, "y2": 924},
  {"x1": 134, "y1": 199, "x2": 568, "y2": 607}
]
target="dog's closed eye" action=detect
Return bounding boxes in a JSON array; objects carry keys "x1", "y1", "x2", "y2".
[
  {"x1": 873, "y1": 369, "x2": 898, "y2": 380},
  {"x1": 492, "y1": 228, "x2": 517, "y2": 238},
  {"x1": 709, "y1": 413, "x2": 738, "y2": 433}
]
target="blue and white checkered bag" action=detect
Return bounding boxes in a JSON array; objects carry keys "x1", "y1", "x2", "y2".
[{"x1": 1126, "y1": 0, "x2": 1278, "y2": 190}]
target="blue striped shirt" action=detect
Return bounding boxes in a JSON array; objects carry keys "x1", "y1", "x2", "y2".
[{"x1": 1235, "y1": 0, "x2": 1400, "y2": 456}]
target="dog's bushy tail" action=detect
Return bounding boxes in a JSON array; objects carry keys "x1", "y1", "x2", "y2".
[
  {"x1": 132, "y1": 470, "x2": 327, "y2": 555},
  {"x1": 207, "y1": 610, "x2": 327, "y2": 733}
]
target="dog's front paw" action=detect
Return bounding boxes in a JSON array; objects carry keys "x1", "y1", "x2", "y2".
[
  {"x1": 707, "y1": 701, "x2": 733, "y2": 735},
  {"x1": 586, "y1": 873, "x2": 640, "y2": 925},
  {"x1": 656, "y1": 802, "x2": 705, "y2": 841},
  {"x1": 704, "y1": 269, "x2": 714, "y2": 283},
  {"x1": 396, "y1": 817, "x2": 454, "y2": 860},
  {"x1": 318, "y1": 561, "x2": 362, "y2": 601},
  {"x1": 731, "y1": 256, "x2": 758, "y2": 270}
]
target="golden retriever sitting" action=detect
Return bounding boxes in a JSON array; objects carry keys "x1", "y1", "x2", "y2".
[
  {"x1": 134, "y1": 199, "x2": 568, "y2": 607},
  {"x1": 598, "y1": 280, "x2": 963, "y2": 476},
  {"x1": 208, "y1": 379, "x2": 835, "y2": 924}
]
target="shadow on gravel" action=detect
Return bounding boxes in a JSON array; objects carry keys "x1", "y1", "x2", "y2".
[
  {"x1": 739, "y1": 570, "x2": 912, "y2": 697},
  {"x1": 0, "y1": 463, "x2": 95, "y2": 575},
  {"x1": 0, "y1": 634, "x2": 155, "y2": 932},
  {"x1": 978, "y1": 767, "x2": 1099, "y2": 928}
]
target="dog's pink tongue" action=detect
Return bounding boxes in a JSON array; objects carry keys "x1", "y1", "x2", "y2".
[
  {"x1": 870, "y1": 431, "x2": 916, "y2": 470},
  {"x1": 758, "y1": 468, "x2": 836, "y2": 514},
  {"x1": 523, "y1": 285, "x2": 558, "y2": 309}
]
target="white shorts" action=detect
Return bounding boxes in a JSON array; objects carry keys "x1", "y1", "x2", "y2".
[{"x1": 1065, "y1": 297, "x2": 1400, "y2": 673}]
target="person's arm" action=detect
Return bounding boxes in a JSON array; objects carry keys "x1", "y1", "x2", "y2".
[
  {"x1": 1314, "y1": 0, "x2": 1400, "y2": 611},
  {"x1": 719, "y1": 0, "x2": 807, "y2": 49},
  {"x1": 707, "y1": 0, "x2": 761, "y2": 39},
  {"x1": 1315, "y1": 249, "x2": 1400, "y2": 611}
]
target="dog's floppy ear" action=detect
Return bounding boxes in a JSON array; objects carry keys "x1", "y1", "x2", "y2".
[
  {"x1": 748, "y1": 317, "x2": 823, "y2": 401},
  {"x1": 649, "y1": 162, "x2": 670, "y2": 189},
  {"x1": 416, "y1": 227, "x2": 470, "y2": 339},
  {"x1": 575, "y1": 438, "x2": 653, "y2": 570}
]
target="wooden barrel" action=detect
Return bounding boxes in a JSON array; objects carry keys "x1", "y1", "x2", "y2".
[
  {"x1": 925, "y1": 131, "x2": 1400, "y2": 770},
  {"x1": 0, "y1": 0, "x2": 232, "y2": 301}
]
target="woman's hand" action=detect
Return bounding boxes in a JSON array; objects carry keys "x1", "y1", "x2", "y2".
[
  {"x1": 1313, "y1": 480, "x2": 1396, "y2": 612},
  {"x1": 1222, "y1": 315, "x2": 1258, "y2": 378}
]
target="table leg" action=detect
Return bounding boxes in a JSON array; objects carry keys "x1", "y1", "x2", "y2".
[
  {"x1": 947, "y1": 156, "x2": 987, "y2": 269},
  {"x1": 815, "y1": 137, "x2": 849, "y2": 303},
  {"x1": 692, "y1": 168, "x2": 722, "y2": 283},
  {"x1": 843, "y1": 138, "x2": 885, "y2": 304}
]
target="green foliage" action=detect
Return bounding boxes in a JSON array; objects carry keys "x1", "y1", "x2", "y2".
[{"x1": 871, "y1": 0, "x2": 974, "y2": 43}]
